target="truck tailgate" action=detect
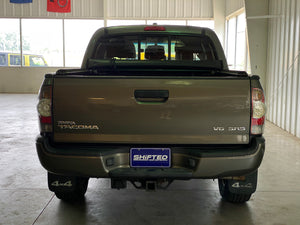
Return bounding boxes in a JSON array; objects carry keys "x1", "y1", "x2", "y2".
[{"x1": 52, "y1": 76, "x2": 251, "y2": 145}]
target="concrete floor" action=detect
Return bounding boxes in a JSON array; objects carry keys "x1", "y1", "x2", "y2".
[{"x1": 1, "y1": 94, "x2": 300, "y2": 225}]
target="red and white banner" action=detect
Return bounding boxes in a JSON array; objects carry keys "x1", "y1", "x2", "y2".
[{"x1": 47, "y1": 0, "x2": 71, "y2": 13}]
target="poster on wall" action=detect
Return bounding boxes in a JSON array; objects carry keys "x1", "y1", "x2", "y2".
[
  {"x1": 47, "y1": 0, "x2": 71, "y2": 13},
  {"x1": 10, "y1": 0, "x2": 32, "y2": 3}
]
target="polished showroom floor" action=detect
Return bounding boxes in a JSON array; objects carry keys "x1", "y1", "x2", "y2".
[{"x1": 1, "y1": 94, "x2": 300, "y2": 225}]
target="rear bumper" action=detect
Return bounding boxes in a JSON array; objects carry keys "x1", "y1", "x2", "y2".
[{"x1": 36, "y1": 135, "x2": 265, "y2": 179}]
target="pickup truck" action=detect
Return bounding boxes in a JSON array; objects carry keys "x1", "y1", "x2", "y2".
[{"x1": 36, "y1": 25, "x2": 266, "y2": 203}]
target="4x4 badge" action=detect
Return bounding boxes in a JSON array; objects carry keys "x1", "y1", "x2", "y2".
[
  {"x1": 51, "y1": 180, "x2": 72, "y2": 187},
  {"x1": 232, "y1": 182, "x2": 252, "y2": 188}
]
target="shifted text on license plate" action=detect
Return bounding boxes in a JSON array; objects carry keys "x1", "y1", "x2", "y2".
[{"x1": 130, "y1": 148, "x2": 171, "y2": 168}]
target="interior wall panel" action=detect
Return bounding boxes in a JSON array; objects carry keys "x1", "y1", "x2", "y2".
[
  {"x1": 269, "y1": 0, "x2": 274, "y2": 124},
  {"x1": 225, "y1": 0, "x2": 244, "y2": 17},
  {"x1": 175, "y1": 0, "x2": 184, "y2": 18},
  {"x1": 290, "y1": 0, "x2": 299, "y2": 135},
  {"x1": 185, "y1": 0, "x2": 193, "y2": 18},
  {"x1": 107, "y1": 0, "x2": 213, "y2": 19},
  {"x1": 266, "y1": 0, "x2": 300, "y2": 138},
  {"x1": 296, "y1": 0, "x2": 300, "y2": 138}
]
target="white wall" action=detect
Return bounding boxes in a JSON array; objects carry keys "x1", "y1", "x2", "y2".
[
  {"x1": 266, "y1": 0, "x2": 300, "y2": 138},
  {"x1": 245, "y1": 0, "x2": 268, "y2": 89},
  {"x1": 225, "y1": 0, "x2": 244, "y2": 17},
  {"x1": 0, "y1": 67, "x2": 61, "y2": 93},
  {"x1": 213, "y1": 0, "x2": 226, "y2": 47}
]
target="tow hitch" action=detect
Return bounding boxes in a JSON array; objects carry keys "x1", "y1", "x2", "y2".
[
  {"x1": 131, "y1": 179, "x2": 174, "y2": 191},
  {"x1": 111, "y1": 179, "x2": 173, "y2": 191}
]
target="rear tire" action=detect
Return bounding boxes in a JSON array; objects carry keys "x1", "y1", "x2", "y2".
[
  {"x1": 218, "y1": 179, "x2": 251, "y2": 203},
  {"x1": 54, "y1": 177, "x2": 89, "y2": 202},
  {"x1": 218, "y1": 170, "x2": 257, "y2": 203}
]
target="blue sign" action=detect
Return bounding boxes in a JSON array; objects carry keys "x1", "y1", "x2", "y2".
[
  {"x1": 10, "y1": 0, "x2": 32, "y2": 3},
  {"x1": 130, "y1": 148, "x2": 171, "y2": 168}
]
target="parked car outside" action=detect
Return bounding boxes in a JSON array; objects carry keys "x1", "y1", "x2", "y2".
[{"x1": 0, "y1": 52, "x2": 48, "y2": 67}]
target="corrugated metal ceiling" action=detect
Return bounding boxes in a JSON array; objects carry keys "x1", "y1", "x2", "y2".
[{"x1": 0, "y1": 0, "x2": 213, "y2": 19}]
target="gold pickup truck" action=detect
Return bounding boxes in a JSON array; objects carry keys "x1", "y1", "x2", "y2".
[{"x1": 36, "y1": 25, "x2": 266, "y2": 203}]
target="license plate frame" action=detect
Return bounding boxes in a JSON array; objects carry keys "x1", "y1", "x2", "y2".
[{"x1": 130, "y1": 148, "x2": 171, "y2": 168}]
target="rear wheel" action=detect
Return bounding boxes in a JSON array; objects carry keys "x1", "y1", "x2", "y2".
[
  {"x1": 218, "y1": 170, "x2": 257, "y2": 203},
  {"x1": 55, "y1": 177, "x2": 89, "y2": 201},
  {"x1": 48, "y1": 173, "x2": 89, "y2": 202},
  {"x1": 218, "y1": 179, "x2": 251, "y2": 203}
]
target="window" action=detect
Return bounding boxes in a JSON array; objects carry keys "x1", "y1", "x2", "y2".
[
  {"x1": 22, "y1": 19, "x2": 63, "y2": 67},
  {"x1": 64, "y1": 20, "x2": 104, "y2": 67},
  {"x1": 0, "y1": 18, "x2": 105, "y2": 67},
  {"x1": 187, "y1": 20, "x2": 214, "y2": 30},
  {"x1": 107, "y1": 20, "x2": 146, "y2": 27},
  {"x1": 106, "y1": 19, "x2": 214, "y2": 29},
  {"x1": 226, "y1": 17, "x2": 236, "y2": 68},
  {"x1": 147, "y1": 20, "x2": 186, "y2": 26},
  {"x1": 29, "y1": 55, "x2": 47, "y2": 67},
  {"x1": 0, "y1": 53, "x2": 6, "y2": 66},
  {"x1": 0, "y1": 18, "x2": 20, "y2": 54},
  {"x1": 225, "y1": 12, "x2": 250, "y2": 73},
  {"x1": 10, "y1": 54, "x2": 24, "y2": 66},
  {"x1": 92, "y1": 34, "x2": 218, "y2": 62},
  {"x1": 146, "y1": 20, "x2": 214, "y2": 29},
  {"x1": 0, "y1": 18, "x2": 215, "y2": 68},
  {"x1": 235, "y1": 13, "x2": 246, "y2": 70}
]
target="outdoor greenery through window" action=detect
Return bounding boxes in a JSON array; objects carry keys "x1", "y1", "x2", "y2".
[
  {"x1": 22, "y1": 19, "x2": 63, "y2": 67},
  {"x1": 0, "y1": 19, "x2": 20, "y2": 66},
  {"x1": 0, "y1": 18, "x2": 103, "y2": 67},
  {"x1": 0, "y1": 18, "x2": 213, "y2": 67},
  {"x1": 64, "y1": 20, "x2": 104, "y2": 67}
]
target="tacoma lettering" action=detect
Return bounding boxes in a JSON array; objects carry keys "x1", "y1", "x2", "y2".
[{"x1": 58, "y1": 124, "x2": 99, "y2": 130}]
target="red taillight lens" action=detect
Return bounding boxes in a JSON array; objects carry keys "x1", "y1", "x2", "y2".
[
  {"x1": 251, "y1": 88, "x2": 266, "y2": 135},
  {"x1": 37, "y1": 84, "x2": 52, "y2": 133},
  {"x1": 144, "y1": 26, "x2": 166, "y2": 31},
  {"x1": 40, "y1": 115, "x2": 52, "y2": 124}
]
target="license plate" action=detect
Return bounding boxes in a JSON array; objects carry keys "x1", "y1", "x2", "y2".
[{"x1": 130, "y1": 148, "x2": 171, "y2": 168}]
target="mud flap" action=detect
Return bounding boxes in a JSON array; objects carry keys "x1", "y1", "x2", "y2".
[
  {"x1": 48, "y1": 173, "x2": 77, "y2": 193},
  {"x1": 227, "y1": 170, "x2": 257, "y2": 195}
]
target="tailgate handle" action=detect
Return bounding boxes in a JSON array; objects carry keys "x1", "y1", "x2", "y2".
[{"x1": 134, "y1": 90, "x2": 169, "y2": 103}]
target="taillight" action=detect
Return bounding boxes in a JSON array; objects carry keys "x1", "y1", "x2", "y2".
[
  {"x1": 37, "y1": 82, "x2": 52, "y2": 133},
  {"x1": 144, "y1": 26, "x2": 166, "y2": 31},
  {"x1": 251, "y1": 88, "x2": 266, "y2": 135}
]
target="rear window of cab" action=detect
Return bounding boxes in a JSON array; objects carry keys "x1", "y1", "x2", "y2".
[{"x1": 92, "y1": 35, "x2": 218, "y2": 62}]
